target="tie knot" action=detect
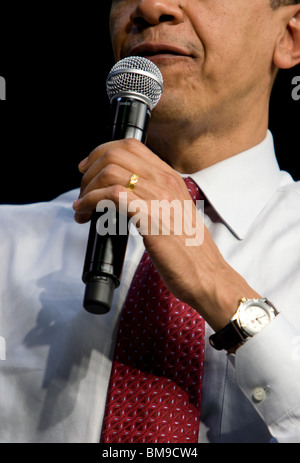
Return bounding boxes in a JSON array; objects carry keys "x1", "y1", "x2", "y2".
[{"x1": 184, "y1": 177, "x2": 203, "y2": 203}]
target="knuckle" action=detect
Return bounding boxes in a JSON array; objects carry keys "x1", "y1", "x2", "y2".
[
  {"x1": 84, "y1": 189, "x2": 100, "y2": 206},
  {"x1": 88, "y1": 144, "x2": 105, "y2": 163},
  {"x1": 101, "y1": 163, "x2": 119, "y2": 182},
  {"x1": 159, "y1": 172, "x2": 182, "y2": 197},
  {"x1": 109, "y1": 184, "x2": 124, "y2": 202},
  {"x1": 120, "y1": 138, "x2": 140, "y2": 150},
  {"x1": 103, "y1": 147, "x2": 122, "y2": 166}
]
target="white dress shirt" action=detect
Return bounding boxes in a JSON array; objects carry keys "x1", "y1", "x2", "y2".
[{"x1": 0, "y1": 131, "x2": 300, "y2": 443}]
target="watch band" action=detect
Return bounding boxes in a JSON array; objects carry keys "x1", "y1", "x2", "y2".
[
  {"x1": 209, "y1": 297, "x2": 278, "y2": 351},
  {"x1": 209, "y1": 320, "x2": 247, "y2": 351}
]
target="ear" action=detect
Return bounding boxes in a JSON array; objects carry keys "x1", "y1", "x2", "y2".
[{"x1": 273, "y1": 7, "x2": 300, "y2": 69}]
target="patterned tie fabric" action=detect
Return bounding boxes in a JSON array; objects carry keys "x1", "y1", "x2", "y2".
[{"x1": 101, "y1": 178, "x2": 205, "y2": 444}]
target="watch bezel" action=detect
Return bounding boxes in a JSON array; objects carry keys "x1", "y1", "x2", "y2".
[
  {"x1": 233, "y1": 298, "x2": 277, "y2": 337},
  {"x1": 209, "y1": 297, "x2": 279, "y2": 351}
]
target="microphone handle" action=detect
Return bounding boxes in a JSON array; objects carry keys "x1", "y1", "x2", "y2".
[{"x1": 82, "y1": 98, "x2": 151, "y2": 314}]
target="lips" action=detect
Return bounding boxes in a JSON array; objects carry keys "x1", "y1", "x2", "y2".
[{"x1": 128, "y1": 42, "x2": 191, "y2": 59}]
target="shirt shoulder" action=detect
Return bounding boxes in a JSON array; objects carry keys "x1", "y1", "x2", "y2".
[
  {"x1": 0, "y1": 189, "x2": 79, "y2": 220},
  {"x1": 278, "y1": 171, "x2": 300, "y2": 195},
  {"x1": 0, "y1": 189, "x2": 81, "y2": 242},
  {"x1": 276, "y1": 172, "x2": 300, "y2": 219}
]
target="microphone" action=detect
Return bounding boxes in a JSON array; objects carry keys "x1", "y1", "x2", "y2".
[{"x1": 82, "y1": 56, "x2": 164, "y2": 314}]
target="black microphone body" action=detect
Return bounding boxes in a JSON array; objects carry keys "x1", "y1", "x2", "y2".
[
  {"x1": 82, "y1": 98, "x2": 151, "y2": 314},
  {"x1": 111, "y1": 97, "x2": 150, "y2": 143},
  {"x1": 82, "y1": 56, "x2": 163, "y2": 315}
]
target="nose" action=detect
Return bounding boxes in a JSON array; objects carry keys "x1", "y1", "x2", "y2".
[{"x1": 130, "y1": 0, "x2": 184, "y2": 28}]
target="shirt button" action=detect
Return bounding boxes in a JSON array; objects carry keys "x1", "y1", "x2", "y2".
[{"x1": 253, "y1": 387, "x2": 266, "y2": 402}]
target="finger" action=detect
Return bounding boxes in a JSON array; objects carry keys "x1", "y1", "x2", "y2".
[
  {"x1": 74, "y1": 173, "x2": 193, "y2": 230},
  {"x1": 78, "y1": 141, "x2": 115, "y2": 174},
  {"x1": 78, "y1": 138, "x2": 171, "y2": 191},
  {"x1": 73, "y1": 184, "x2": 137, "y2": 223},
  {"x1": 82, "y1": 139, "x2": 169, "y2": 171},
  {"x1": 80, "y1": 163, "x2": 133, "y2": 199}
]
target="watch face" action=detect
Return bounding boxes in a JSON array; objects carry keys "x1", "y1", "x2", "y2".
[{"x1": 239, "y1": 304, "x2": 271, "y2": 336}]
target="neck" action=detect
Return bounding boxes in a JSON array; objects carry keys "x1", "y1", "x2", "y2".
[{"x1": 147, "y1": 96, "x2": 270, "y2": 174}]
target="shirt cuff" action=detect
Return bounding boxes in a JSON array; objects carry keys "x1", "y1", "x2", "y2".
[{"x1": 228, "y1": 313, "x2": 300, "y2": 441}]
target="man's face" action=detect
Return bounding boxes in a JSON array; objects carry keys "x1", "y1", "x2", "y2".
[{"x1": 110, "y1": 0, "x2": 280, "y2": 130}]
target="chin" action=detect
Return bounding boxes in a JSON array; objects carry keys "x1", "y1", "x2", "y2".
[{"x1": 152, "y1": 90, "x2": 188, "y2": 122}]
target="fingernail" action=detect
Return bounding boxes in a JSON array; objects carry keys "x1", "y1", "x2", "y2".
[
  {"x1": 78, "y1": 157, "x2": 88, "y2": 172},
  {"x1": 73, "y1": 198, "x2": 82, "y2": 211}
]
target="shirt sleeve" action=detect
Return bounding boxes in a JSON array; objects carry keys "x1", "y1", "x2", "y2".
[{"x1": 228, "y1": 313, "x2": 300, "y2": 443}]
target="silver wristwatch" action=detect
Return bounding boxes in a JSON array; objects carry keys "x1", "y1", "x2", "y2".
[{"x1": 209, "y1": 298, "x2": 279, "y2": 350}]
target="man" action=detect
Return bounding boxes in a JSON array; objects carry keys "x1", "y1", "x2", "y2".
[{"x1": 0, "y1": 0, "x2": 300, "y2": 443}]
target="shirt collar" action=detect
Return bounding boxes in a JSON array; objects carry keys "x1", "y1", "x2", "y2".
[{"x1": 185, "y1": 131, "x2": 281, "y2": 240}]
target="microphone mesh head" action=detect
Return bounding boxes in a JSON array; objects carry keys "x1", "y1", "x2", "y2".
[{"x1": 106, "y1": 56, "x2": 163, "y2": 110}]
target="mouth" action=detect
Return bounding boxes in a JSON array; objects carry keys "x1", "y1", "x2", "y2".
[{"x1": 128, "y1": 42, "x2": 192, "y2": 61}]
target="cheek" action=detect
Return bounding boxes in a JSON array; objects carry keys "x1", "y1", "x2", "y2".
[
  {"x1": 109, "y1": 32, "x2": 121, "y2": 61},
  {"x1": 188, "y1": 3, "x2": 271, "y2": 82},
  {"x1": 199, "y1": 31, "x2": 272, "y2": 96},
  {"x1": 109, "y1": 9, "x2": 127, "y2": 61}
]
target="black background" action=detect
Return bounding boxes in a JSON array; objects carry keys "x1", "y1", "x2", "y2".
[{"x1": 0, "y1": 5, "x2": 299, "y2": 205}]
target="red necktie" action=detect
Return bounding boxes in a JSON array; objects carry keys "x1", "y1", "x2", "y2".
[{"x1": 101, "y1": 178, "x2": 205, "y2": 443}]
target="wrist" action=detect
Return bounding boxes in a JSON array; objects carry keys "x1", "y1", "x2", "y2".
[
  {"x1": 194, "y1": 264, "x2": 261, "y2": 333},
  {"x1": 209, "y1": 297, "x2": 279, "y2": 352}
]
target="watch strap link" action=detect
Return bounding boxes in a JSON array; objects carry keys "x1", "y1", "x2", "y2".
[{"x1": 209, "y1": 319, "x2": 246, "y2": 351}]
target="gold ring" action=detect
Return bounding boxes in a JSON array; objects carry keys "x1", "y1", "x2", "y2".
[{"x1": 126, "y1": 173, "x2": 140, "y2": 191}]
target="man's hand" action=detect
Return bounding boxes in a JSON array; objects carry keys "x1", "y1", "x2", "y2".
[{"x1": 73, "y1": 138, "x2": 260, "y2": 333}]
